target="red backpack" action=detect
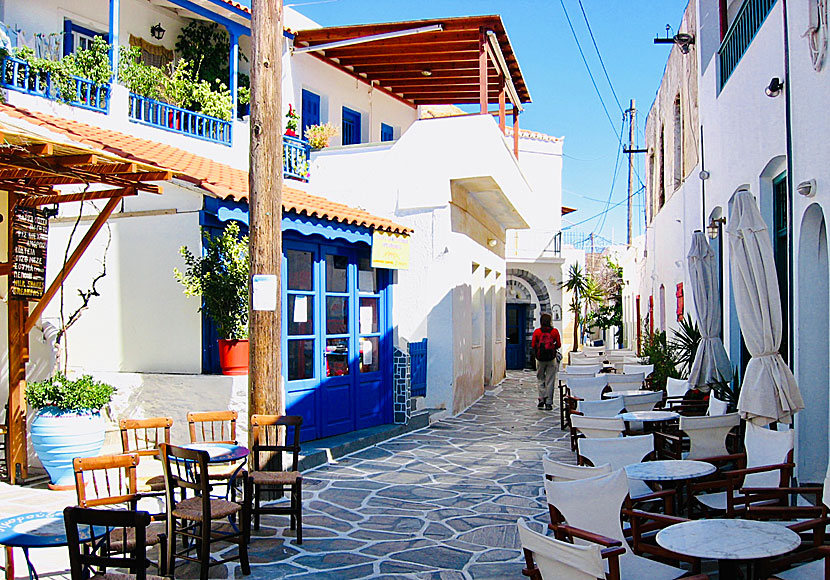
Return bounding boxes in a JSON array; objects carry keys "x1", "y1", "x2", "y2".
[{"x1": 535, "y1": 329, "x2": 557, "y2": 361}]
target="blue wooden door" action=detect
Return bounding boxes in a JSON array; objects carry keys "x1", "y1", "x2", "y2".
[
  {"x1": 302, "y1": 89, "x2": 320, "y2": 139},
  {"x1": 409, "y1": 339, "x2": 428, "y2": 397},
  {"x1": 342, "y1": 107, "x2": 361, "y2": 145},
  {"x1": 506, "y1": 304, "x2": 526, "y2": 369}
]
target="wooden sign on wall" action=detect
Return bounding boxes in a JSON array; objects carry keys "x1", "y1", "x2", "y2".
[{"x1": 10, "y1": 205, "x2": 48, "y2": 300}]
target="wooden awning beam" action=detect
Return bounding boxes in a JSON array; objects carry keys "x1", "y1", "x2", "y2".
[
  {"x1": 23, "y1": 193, "x2": 126, "y2": 335},
  {"x1": 17, "y1": 186, "x2": 139, "y2": 207}
]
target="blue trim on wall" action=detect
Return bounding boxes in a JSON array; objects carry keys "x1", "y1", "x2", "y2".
[
  {"x1": 202, "y1": 196, "x2": 374, "y2": 245},
  {"x1": 63, "y1": 19, "x2": 110, "y2": 56},
  {"x1": 164, "y1": 0, "x2": 248, "y2": 36}
]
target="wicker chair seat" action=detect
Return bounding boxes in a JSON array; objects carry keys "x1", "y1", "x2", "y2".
[
  {"x1": 90, "y1": 573, "x2": 167, "y2": 580},
  {"x1": 250, "y1": 470, "x2": 301, "y2": 485},
  {"x1": 172, "y1": 497, "x2": 241, "y2": 522},
  {"x1": 137, "y1": 474, "x2": 166, "y2": 493},
  {"x1": 107, "y1": 521, "x2": 165, "y2": 551}
]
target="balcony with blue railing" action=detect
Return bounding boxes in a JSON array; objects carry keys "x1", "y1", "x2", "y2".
[
  {"x1": 283, "y1": 135, "x2": 311, "y2": 182},
  {"x1": 128, "y1": 93, "x2": 232, "y2": 146},
  {"x1": 718, "y1": 0, "x2": 778, "y2": 89},
  {"x1": 1, "y1": 56, "x2": 110, "y2": 113}
]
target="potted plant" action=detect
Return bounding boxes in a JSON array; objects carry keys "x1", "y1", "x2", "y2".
[
  {"x1": 305, "y1": 122, "x2": 338, "y2": 149},
  {"x1": 27, "y1": 372, "x2": 115, "y2": 489},
  {"x1": 285, "y1": 104, "x2": 300, "y2": 137},
  {"x1": 175, "y1": 222, "x2": 250, "y2": 375}
]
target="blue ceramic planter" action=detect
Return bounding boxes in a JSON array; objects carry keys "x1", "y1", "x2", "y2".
[{"x1": 30, "y1": 407, "x2": 105, "y2": 488}]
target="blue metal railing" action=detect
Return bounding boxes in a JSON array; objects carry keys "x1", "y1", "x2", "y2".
[
  {"x1": 283, "y1": 134, "x2": 310, "y2": 182},
  {"x1": 0, "y1": 56, "x2": 109, "y2": 113},
  {"x1": 718, "y1": 0, "x2": 777, "y2": 88},
  {"x1": 128, "y1": 93, "x2": 232, "y2": 146}
]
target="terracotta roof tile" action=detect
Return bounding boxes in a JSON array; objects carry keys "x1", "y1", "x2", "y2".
[{"x1": 0, "y1": 104, "x2": 409, "y2": 234}]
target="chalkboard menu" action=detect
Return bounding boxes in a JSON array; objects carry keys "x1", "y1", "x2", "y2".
[{"x1": 10, "y1": 205, "x2": 48, "y2": 300}]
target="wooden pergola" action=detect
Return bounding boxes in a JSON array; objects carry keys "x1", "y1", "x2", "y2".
[
  {"x1": 0, "y1": 122, "x2": 172, "y2": 483},
  {"x1": 293, "y1": 15, "x2": 532, "y2": 156}
]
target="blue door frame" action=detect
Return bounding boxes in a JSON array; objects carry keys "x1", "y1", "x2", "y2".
[
  {"x1": 506, "y1": 303, "x2": 527, "y2": 369},
  {"x1": 199, "y1": 198, "x2": 394, "y2": 442}
]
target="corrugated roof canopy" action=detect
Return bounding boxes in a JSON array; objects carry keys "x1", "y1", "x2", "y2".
[
  {"x1": 293, "y1": 15, "x2": 531, "y2": 107},
  {"x1": 0, "y1": 119, "x2": 172, "y2": 207}
]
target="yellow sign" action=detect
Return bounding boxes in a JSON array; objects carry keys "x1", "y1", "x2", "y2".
[{"x1": 371, "y1": 231, "x2": 410, "y2": 269}]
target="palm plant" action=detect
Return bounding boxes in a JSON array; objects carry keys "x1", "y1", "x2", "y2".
[
  {"x1": 561, "y1": 264, "x2": 603, "y2": 352},
  {"x1": 670, "y1": 314, "x2": 701, "y2": 378}
]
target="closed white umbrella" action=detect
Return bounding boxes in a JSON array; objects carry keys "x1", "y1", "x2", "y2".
[
  {"x1": 727, "y1": 189, "x2": 804, "y2": 425},
  {"x1": 687, "y1": 231, "x2": 733, "y2": 388}
]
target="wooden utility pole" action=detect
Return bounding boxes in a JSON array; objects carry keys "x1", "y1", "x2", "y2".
[
  {"x1": 248, "y1": 0, "x2": 283, "y2": 427},
  {"x1": 626, "y1": 99, "x2": 636, "y2": 246}
]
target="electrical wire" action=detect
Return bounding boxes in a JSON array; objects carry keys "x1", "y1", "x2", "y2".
[
  {"x1": 563, "y1": 186, "x2": 644, "y2": 230},
  {"x1": 577, "y1": 0, "x2": 624, "y2": 115},
  {"x1": 594, "y1": 116, "x2": 627, "y2": 235},
  {"x1": 558, "y1": 0, "x2": 620, "y2": 137}
]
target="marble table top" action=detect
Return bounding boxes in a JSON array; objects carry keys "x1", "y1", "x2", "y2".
[
  {"x1": 656, "y1": 519, "x2": 801, "y2": 561},
  {"x1": 605, "y1": 389, "x2": 648, "y2": 398},
  {"x1": 618, "y1": 411, "x2": 680, "y2": 422},
  {"x1": 625, "y1": 460, "x2": 716, "y2": 481}
]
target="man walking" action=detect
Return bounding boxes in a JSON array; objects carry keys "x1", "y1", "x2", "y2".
[{"x1": 531, "y1": 312, "x2": 561, "y2": 411}]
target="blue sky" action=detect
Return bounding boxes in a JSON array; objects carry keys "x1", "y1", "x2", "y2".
[{"x1": 289, "y1": 0, "x2": 690, "y2": 245}]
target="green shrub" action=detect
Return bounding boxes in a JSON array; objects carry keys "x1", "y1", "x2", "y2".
[
  {"x1": 26, "y1": 372, "x2": 115, "y2": 411},
  {"x1": 640, "y1": 326, "x2": 680, "y2": 390},
  {"x1": 175, "y1": 222, "x2": 249, "y2": 340}
]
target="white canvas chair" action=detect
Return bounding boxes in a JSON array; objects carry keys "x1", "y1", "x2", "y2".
[
  {"x1": 691, "y1": 422, "x2": 794, "y2": 516},
  {"x1": 566, "y1": 376, "x2": 609, "y2": 402},
  {"x1": 582, "y1": 346, "x2": 605, "y2": 357},
  {"x1": 769, "y1": 547, "x2": 830, "y2": 580},
  {"x1": 707, "y1": 394, "x2": 728, "y2": 416},
  {"x1": 577, "y1": 397, "x2": 624, "y2": 418},
  {"x1": 665, "y1": 378, "x2": 689, "y2": 399},
  {"x1": 571, "y1": 416, "x2": 625, "y2": 440},
  {"x1": 578, "y1": 435, "x2": 655, "y2": 500},
  {"x1": 623, "y1": 364, "x2": 654, "y2": 377},
  {"x1": 542, "y1": 456, "x2": 612, "y2": 483},
  {"x1": 564, "y1": 365, "x2": 602, "y2": 376},
  {"x1": 571, "y1": 357, "x2": 604, "y2": 366},
  {"x1": 656, "y1": 413, "x2": 740, "y2": 460},
  {"x1": 613, "y1": 359, "x2": 641, "y2": 372},
  {"x1": 606, "y1": 373, "x2": 645, "y2": 391},
  {"x1": 544, "y1": 470, "x2": 704, "y2": 580},
  {"x1": 622, "y1": 391, "x2": 663, "y2": 413},
  {"x1": 517, "y1": 518, "x2": 615, "y2": 580}
]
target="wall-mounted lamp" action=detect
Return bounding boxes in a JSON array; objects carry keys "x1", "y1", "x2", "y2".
[
  {"x1": 420, "y1": 69, "x2": 432, "y2": 77},
  {"x1": 765, "y1": 77, "x2": 784, "y2": 97},
  {"x1": 487, "y1": 238, "x2": 498, "y2": 248},
  {"x1": 698, "y1": 169, "x2": 710, "y2": 181},
  {"x1": 653, "y1": 26, "x2": 695, "y2": 54},
  {"x1": 43, "y1": 204, "x2": 59, "y2": 219},
  {"x1": 707, "y1": 216, "x2": 726, "y2": 239},
  {"x1": 797, "y1": 178, "x2": 816, "y2": 197},
  {"x1": 150, "y1": 23, "x2": 166, "y2": 40}
]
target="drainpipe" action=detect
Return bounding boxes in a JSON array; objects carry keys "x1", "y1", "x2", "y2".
[
  {"x1": 782, "y1": 0, "x2": 795, "y2": 368},
  {"x1": 109, "y1": 0, "x2": 120, "y2": 82},
  {"x1": 229, "y1": 30, "x2": 239, "y2": 119}
]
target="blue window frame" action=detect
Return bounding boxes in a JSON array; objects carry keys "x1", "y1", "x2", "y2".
[
  {"x1": 63, "y1": 19, "x2": 109, "y2": 56},
  {"x1": 342, "y1": 107, "x2": 361, "y2": 145},
  {"x1": 380, "y1": 123, "x2": 394, "y2": 142},
  {"x1": 302, "y1": 89, "x2": 320, "y2": 139}
]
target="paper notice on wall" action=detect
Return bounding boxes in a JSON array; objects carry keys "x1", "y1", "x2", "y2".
[
  {"x1": 293, "y1": 295, "x2": 308, "y2": 323},
  {"x1": 361, "y1": 339, "x2": 372, "y2": 366},
  {"x1": 252, "y1": 274, "x2": 277, "y2": 311},
  {"x1": 359, "y1": 305, "x2": 374, "y2": 334}
]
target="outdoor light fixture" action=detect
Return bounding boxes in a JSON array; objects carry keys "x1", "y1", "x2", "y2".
[
  {"x1": 699, "y1": 170, "x2": 710, "y2": 180},
  {"x1": 653, "y1": 26, "x2": 695, "y2": 54},
  {"x1": 150, "y1": 23, "x2": 166, "y2": 40},
  {"x1": 487, "y1": 238, "x2": 498, "y2": 247},
  {"x1": 707, "y1": 217, "x2": 726, "y2": 239},
  {"x1": 797, "y1": 179, "x2": 816, "y2": 197},
  {"x1": 420, "y1": 69, "x2": 432, "y2": 77},
  {"x1": 765, "y1": 77, "x2": 784, "y2": 97}
]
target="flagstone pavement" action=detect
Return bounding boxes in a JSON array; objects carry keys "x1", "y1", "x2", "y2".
[{"x1": 3, "y1": 370, "x2": 573, "y2": 579}]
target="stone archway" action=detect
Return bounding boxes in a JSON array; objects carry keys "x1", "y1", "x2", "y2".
[
  {"x1": 797, "y1": 203, "x2": 829, "y2": 484},
  {"x1": 507, "y1": 269, "x2": 552, "y2": 368}
]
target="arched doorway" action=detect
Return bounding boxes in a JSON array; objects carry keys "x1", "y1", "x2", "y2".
[
  {"x1": 797, "y1": 203, "x2": 829, "y2": 484},
  {"x1": 506, "y1": 269, "x2": 552, "y2": 369}
]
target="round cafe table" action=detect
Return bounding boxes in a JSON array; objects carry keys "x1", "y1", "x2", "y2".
[
  {"x1": 625, "y1": 459, "x2": 715, "y2": 516},
  {"x1": 182, "y1": 442, "x2": 249, "y2": 501},
  {"x1": 618, "y1": 411, "x2": 679, "y2": 423},
  {"x1": 0, "y1": 511, "x2": 104, "y2": 580},
  {"x1": 656, "y1": 518, "x2": 801, "y2": 577},
  {"x1": 604, "y1": 389, "x2": 647, "y2": 398}
]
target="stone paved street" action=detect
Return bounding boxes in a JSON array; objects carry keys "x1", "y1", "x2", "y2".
[{"x1": 2, "y1": 370, "x2": 573, "y2": 579}]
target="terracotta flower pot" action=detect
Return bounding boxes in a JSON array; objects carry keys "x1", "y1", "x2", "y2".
[{"x1": 218, "y1": 338, "x2": 249, "y2": 375}]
